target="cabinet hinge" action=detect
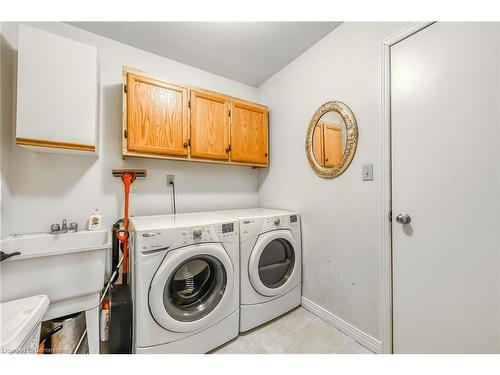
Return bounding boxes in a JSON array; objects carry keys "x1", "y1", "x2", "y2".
[
  {"x1": 188, "y1": 139, "x2": 191, "y2": 146},
  {"x1": 124, "y1": 84, "x2": 127, "y2": 93},
  {"x1": 228, "y1": 109, "x2": 231, "y2": 117},
  {"x1": 388, "y1": 210, "x2": 392, "y2": 222},
  {"x1": 188, "y1": 100, "x2": 191, "y2": 109},
  {"x1": 124, "y1": 129, "x2": 128, "y2": 139}
]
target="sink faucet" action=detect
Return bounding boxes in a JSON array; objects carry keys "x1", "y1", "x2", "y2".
[
  {"x1": 50, "y1": 220, "x2": 78, "y2": 234},
  {"x1": 61, "y1": 219, "x2": 68, "y2": 232}
]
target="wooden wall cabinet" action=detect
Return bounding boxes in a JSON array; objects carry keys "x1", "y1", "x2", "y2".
[
  {"x1": 230, "y1": 100, "x2": 268, "y2": 165},
  {"x1": 312, "y1": 121, "x2": 343, "y2": 167},
  {"x1": 312, "y1": 124, "x2": 324, "y2": 164},
  {"x1": 190, "y1": 90, "x2": 230, "y2": 160},
  {"x1": 16, "y1": 24, "x2": 98, "y2": 155},
  {"x1": 322, "y1": 122, "x2": 342, "y2": 167},
  {"x1": 123, "y1": 69, "x2": 269, "y2": 167},
  {"x1": 126, "y1": 73, "x2": 189, "y2": 156}
]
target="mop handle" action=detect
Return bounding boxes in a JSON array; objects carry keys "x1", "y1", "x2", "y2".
[{"x1": 116, "y1": 173, "x2": 136, "y2": 276}]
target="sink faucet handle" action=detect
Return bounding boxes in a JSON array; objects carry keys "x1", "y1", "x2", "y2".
[
  {"x1": 69, "y1": 222, "x2": 78, "y2": 231},
  {"x1": 51, "y1": 224, "x2": 60, "y2": 232},
  {"x1": 61, "y1": 219, "x2": 68, "y2": 230}
]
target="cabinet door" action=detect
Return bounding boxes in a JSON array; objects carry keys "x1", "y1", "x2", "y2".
[
  {"x1": 230, "y1": 101, "x2": 268, "y2": 164},
  {"x1": 127, "y1": 73, "x2": 189, "y2": 156},
  {"x1": 16, "y1": 24, "x2": 98, "y2": 153},
  {"x1": 322, "y1": 123, "x2": 343, "y2": 167},
  {"x1": 190, "y1": 90, "x2": 230, "y2": 160},
  {"x1": 312, "y1": 124, "x2": 324, "y2": 166}
]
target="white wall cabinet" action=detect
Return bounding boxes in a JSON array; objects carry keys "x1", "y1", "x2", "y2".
[{"x1": 16, "y1": 24, "x2": 98, "y2": 154}]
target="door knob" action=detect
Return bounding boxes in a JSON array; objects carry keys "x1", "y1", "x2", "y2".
[{"x1": 395, "y1": 213, "x2": 411, "y2": 224}]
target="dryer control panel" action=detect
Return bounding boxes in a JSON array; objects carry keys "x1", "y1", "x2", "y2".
[
  {"x1": 239, "y1": 213, "x2": 301, "y2": 242},
  {"x1": 262, "y1": 214, "x2": 300, "y2": 230}
]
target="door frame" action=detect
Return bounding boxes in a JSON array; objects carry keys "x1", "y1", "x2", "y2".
[{"x1": 380, "y1": 21, "x2": 435, "y2": 354}]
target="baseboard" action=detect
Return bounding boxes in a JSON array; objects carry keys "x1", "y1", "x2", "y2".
[{"x1": 301, "y1": 297, "x2": 383, "y2": 354}]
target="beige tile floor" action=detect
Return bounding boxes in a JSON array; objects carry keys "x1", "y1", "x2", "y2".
[{"x1": 212, "y1": 307, "x2": 373, "y2": 354}]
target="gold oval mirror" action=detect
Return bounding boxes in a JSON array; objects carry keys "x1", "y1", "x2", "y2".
[{"x1": 305, "y1": 101, "x2": 358, "y2": 178}]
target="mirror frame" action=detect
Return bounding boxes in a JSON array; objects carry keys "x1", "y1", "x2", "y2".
[{"x1": 305, "y1": 101, "x2": 358, "y2": 178}]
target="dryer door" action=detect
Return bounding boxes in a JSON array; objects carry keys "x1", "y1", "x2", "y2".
[
  {"x1": 149, "y1": 243, "x2": 234, "y2": 333},
  {"x1": 248, "y1": 230, "x2": 299, "y2": 297}
]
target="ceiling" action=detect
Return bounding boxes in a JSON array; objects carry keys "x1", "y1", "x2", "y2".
[{"x1": 68, "y1": 22, "x2": 341, "y2": 86}]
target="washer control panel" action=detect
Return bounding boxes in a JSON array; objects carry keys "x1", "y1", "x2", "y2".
[
  {"x1": 217, "y1": 222, "x2": 237, "y2": 240},
  {"x1": 135, "y1": 220, "x2": 239, "y2": 255},
  {"x1": 222, "y1": 222, "x2": 235, "y2": 233},
  {"x1": 185, "y1": 222, "x2": 238, "y2": 244}
]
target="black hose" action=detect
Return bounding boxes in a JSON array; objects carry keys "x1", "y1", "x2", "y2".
[
  {"x1": 111, "y1": 219, "x2": 125, "y2": 284},
  {"x1": 171, "y1": 182, "x2": 177, "y2": 214}
]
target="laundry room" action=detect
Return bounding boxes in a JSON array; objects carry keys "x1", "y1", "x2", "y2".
[{"x1": 1, "y1": 1, "x2": 500, "y2": 374}]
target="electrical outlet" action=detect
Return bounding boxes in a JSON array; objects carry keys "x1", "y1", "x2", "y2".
[
  {"x1": 166, "y1": 175, "x2": 175, "y2": 186},
  {"x1": 362, "y1": 164, "x2": 373, "y2": 181}
]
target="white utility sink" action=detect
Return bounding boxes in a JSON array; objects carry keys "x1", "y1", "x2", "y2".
[
  {"x1": 0, "y1": 230, "x2": 111, "y2": 354},
  {"x1": 0, "y1": 229, "x2": 111, "y2": 320}
]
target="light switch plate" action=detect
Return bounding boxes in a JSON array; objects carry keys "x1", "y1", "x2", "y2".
[{"x1": 362, "y1": 164, "x2": 373, "y2": 181}]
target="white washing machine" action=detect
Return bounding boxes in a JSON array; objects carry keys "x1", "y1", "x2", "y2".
[
  {"x1": 129, "y1": 213, "x2": 239, "y2": 354},
  {"x1": 215, "y1": 208, "x2": 302, "y2": 332}
]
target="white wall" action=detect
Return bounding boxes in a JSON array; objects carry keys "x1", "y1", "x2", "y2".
[
  {"x1": 1, "y1": 21, "x2": 14, "y2": 239},
  {"x1": 0, "y1": 22, "x2": 3, "y2": 238},
  {"x1": 0, "y1": 22, "x2": 259, "y2": 236},
  {"x1": 257, "y1": 22, "x2": 409, "y2": 343}
]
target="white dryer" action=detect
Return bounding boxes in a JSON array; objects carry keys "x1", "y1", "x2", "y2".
[
  {"x1": 129, "y1": 213, "x2": 239, "y2": 354},
  {"x1": 216, "y1": 208, "x2": 302, "y2": 332}
]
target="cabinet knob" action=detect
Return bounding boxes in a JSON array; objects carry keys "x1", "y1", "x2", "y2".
[
  {"x1": 264, "y1": 153, "x2": 268, "y2": 157},
  {"x1": 183, "y1": 142, "x2": 188, "y2": 148}
]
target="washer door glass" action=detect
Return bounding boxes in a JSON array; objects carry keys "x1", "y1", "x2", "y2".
[
  {"x1": 258, "y1": 238, "x2": 295, "y2": 289},
  {"x1": 163, "y1": 255, "x2": 227, "y2": 322}
]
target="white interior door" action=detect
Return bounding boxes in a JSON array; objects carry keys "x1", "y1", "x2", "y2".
[{"x1": 391, "y1": 22, "x2": 500, "y2": 353}]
